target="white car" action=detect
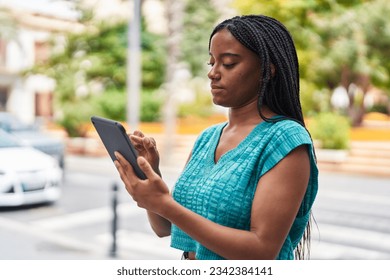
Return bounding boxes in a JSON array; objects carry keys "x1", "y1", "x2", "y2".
[
  {"x1": 0, "y1": 130, "x2": 62, "y2": 207},
  {"x1": 0, "y1": 112, "x2": 65, "y2": 168}
]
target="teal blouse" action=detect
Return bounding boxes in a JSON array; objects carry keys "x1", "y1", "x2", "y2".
[{"x1": 170, "y1": 119, "x2": 318, "y2": 260}]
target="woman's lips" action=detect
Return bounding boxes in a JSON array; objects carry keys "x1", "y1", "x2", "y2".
[{"x1": 210, "y1": 84, "x2": 224, "y2": 94}]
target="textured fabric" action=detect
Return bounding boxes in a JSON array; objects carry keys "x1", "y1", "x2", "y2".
[{"x1": 170, "y1": 119, "x2": 318, "y2": 260}]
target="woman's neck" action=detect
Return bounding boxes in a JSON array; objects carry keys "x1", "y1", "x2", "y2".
[{"x1": 227, "y1": 100, "x2": 275, "y2": 127}]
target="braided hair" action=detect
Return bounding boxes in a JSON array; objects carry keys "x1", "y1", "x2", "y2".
[
  {"x1": 209, "y1": 15, "x2": 313, "y2": 260},
  {"x1": 209, "y1": 15, "x2": 305, "y2": 126}
]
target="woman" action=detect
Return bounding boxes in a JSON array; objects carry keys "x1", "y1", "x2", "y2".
[{"x1": 114, "y1": 15, "x2": 318, "y2": 260}]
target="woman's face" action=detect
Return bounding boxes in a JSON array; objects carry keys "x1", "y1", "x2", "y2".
[{"x1": 208, "y1": 28, "x2": 262, "y2": 108}]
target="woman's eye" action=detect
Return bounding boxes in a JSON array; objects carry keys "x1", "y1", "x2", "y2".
[
  {"x1": 223, "y1": 63, "x2": 235, "y2": 68},
  {"x1": 206, "y1": 62, "x2": 235, "y2": 68}
]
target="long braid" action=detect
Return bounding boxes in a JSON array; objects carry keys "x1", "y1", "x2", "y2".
[{"x1": 209, "y1": 15, "x2": 314, "y2": 260}]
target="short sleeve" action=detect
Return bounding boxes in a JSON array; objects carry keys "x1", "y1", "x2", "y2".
[{"x1": 259, "y1": 121, "x2": 313, "y2": 177}]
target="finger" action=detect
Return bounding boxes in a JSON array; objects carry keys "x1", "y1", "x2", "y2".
[
  {"x1": 114, "y1": 151, "x2": 139, "y2": 182},
  {"x1": 143, "y1": 137, "x2": 158, "y2": 153},
  {"x1": 137, "y1": 156, "x2": 158, "y2": 180},
  {"x1": 114, "y1": 159, "x2": 130, "y2": 185},
  {"x1": 143, "y1": 137, "x2": 152, "y2": 148},
  {"x1": 129, "y1": 135, "x2": 145, "y2": 151},
  {"x1": 130, "y1": 134, "x2": 143, "y2": 144},
  {"x1": 114, "y1": 160, "x2": 134, "y2": 194},
  {"x1": 133, "y1": 130, "x2": 144, "y2": 137},
  {"x1": 150, "y1": 137, "x2": 157, "y2": 146}
]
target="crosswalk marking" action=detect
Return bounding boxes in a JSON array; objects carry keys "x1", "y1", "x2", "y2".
[
  {"x1": 319, "y1": 189, "x2": 390, "y2": 206},
  {"x1": 311, "y1": 223, "x2": 390, "y2": 259},
  {"x1": 3, "y1": 210, "x2": 390, "y2": 259},
  {"x1": 31, "y1": 203, "x2": 143, "y2": 230},
  {"x1": 95, "y1": 230, "x2": 180, "y2": 260},
  {"x1": 0, "y1": 216, "x2": 102, "y2": 255},
  {"x1": 311, "y1": 240, "x2": 390, "y2": 260}
]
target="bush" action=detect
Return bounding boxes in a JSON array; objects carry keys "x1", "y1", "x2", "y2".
[
  {"x1": 96, "y1": 90, "x2": 126, "y2": 121},
  {"x1": 57, "y1": 89, "x2": 163, "y2": 137},
  {"x1": 308, "y1": 112, "x2": 350, "y2": 150},
  {"x1": 96, "y1": 89, "x2": 163, "y2": 123},
  {"x1": 140, "y1": 90, "x2": 163, "y2": 122},
  {"x1": 367, "y1": 103, "x2": 389, "y2": 115},
  {"x1": 177, "y1": 93, "x2": 214, "y2": 118},
  {"x1": 177, "y1": 78, "x2": 214, "y2": 119},
  {"x1": 58, "y1": 100, "x2": 98, "y2": 137}
]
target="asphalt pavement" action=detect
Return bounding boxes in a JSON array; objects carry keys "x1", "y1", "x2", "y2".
[{"x1": 1, "y1": 154, "x2": 390, "y2": 260}]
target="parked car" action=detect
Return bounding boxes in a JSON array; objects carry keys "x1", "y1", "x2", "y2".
[
  {"x1": 0, "y1": 129, "x2": 62, "y2": 207},
  {"x1": 0, "y1": 112, "x2": 65, "y2": 168}
]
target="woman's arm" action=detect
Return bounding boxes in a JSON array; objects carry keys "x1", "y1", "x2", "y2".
[
  {"x1": 146, "y1": 211, "x2": 171, "y2": 237},
  {"x1": 128, "y1": 131, "x2": 171, "y2": 237},
  {"x1": 115, "y1": 145, "x2": 310, "y2": 259}
]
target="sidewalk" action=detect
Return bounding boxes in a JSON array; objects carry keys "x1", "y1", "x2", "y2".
[
  {"x1": 316, "y1": 141, "x2": 390, "y2": 177},
  {"x1": 65, "y1": 134, "x2": 390, "y2": 178},
  {"x1": 64, "y1": 154, "x2": 184, "y2": 187},
  {"x1": 65, "y1": 133, "x2": 194, "y2": 178}
]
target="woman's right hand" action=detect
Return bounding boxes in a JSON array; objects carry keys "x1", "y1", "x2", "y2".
[{"x1": 129, "y1": 130, "x2": 161, "y2": 176}]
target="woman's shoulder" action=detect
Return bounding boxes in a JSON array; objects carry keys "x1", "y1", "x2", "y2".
[
  {"x1": 191, "y1": 122, "x2": 226, "y2": 150},
  {"x1": 261, "y1": 118, "x2": 313, "y2": 148},
  {"x1": 198, "y1": 122, "x2": 227, "y2": 139},
  {"x1": 271, "y1": 118, "x2": 304, "y2": 129},
  {"x1": 269, "y1": 118, "x2": 310, "y2": 137}
]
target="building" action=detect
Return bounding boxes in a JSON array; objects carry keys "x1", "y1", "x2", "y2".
[
  {"x1": 0, "y1": 0, "x2": 170, "y2": 125},
  {"x1": 0, "y1": 0, "x2": 233, "y2": 125},
  {"x1": 0, "y1": 0, "x2": 83, "y2": 124}
]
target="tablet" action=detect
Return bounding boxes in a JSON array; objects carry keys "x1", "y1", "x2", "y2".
[{"x1": 91, "y1": 116, "x2": 146, "y2": 179}]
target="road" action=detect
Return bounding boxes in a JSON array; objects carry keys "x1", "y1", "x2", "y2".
[{"x1": 0, "y1": 155, "x2": 390, "y2": 260}]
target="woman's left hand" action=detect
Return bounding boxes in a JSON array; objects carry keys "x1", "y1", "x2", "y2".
[{"x1": 114, "y1": 151, "x2": 171, "y2": 213}]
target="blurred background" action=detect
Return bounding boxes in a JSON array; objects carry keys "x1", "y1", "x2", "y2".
[{"x1": 0, "y1": 0, "x2": 389, "y2": 260}]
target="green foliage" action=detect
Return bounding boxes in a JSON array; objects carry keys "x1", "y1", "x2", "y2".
[
  {"x1": 309, "y1": 112, "x2": 350, "y2": 150},
  {"x1": 232, "y1": 0, "x2": 390, "y2": 121},
  {"x1": 58, "y1": 100, "x2": 98, "y2": 137},
  {"x1": 178, "y1": 92, "x2": 213, "y2": 119},
  {"x1": 367, "y1": 104, "x2": 389, "y2": 115},
  {"x1": 94, "y1": 89, "x2": 126, "y2": 120},
  {"x1": 0, "y1": 8, "x2": 19, "y2": 42},
  {"x1": 300, "y1": 80, "x2": 331, "y2": 117},
  {"x1": 141, "y1": 29, "x2": 167, "y2": 88},
  {"x1": 28, "y1": 18, "x2": 166, "y2": 136},
  {"x1": 181, "y1": 0, "x2": 219, "y2": 77},
  {"x1": 92, "y1": 88, "x2": 162, "y2": 122},
  {"x1": 140, "y1": 90, "x2": 163, "y2": 122},
  {"x1": 177, "y1": 77, "x2": 214, "y2": 118},
  {"x1": 358, "y1": 0, "x2": 390, "y2": 89}
]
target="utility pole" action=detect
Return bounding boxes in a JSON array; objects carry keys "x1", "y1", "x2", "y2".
[{"x1": 127, "y1": 0, "x2": 142, "y2": 130}]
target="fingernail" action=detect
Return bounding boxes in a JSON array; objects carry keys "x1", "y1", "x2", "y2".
[{"x1": 138, "y1": 157, "x2": 146, "y2": 165}]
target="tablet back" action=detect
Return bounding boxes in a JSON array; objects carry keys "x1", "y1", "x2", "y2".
[{"x1": 91, "y1": 116, "x2": 146, "y2": 179}]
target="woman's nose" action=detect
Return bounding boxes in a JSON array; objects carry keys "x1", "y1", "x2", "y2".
[{"x1": 207, "y1": 66, "x2": 221, "y2": 80}]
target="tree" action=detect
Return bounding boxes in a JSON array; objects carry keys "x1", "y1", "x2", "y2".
[
  {"x1": 30, "y1": 17, "x2": 166, "y2": 136},
  {"x1": 181, "y1": 0, "x2": 219, "y2": 77},
  {"x1": 0, "y1": 8, "x2": 19, "y2": 43},
  {"x1": 232, "y1": 0, "x2": 390, "y2": 124}
]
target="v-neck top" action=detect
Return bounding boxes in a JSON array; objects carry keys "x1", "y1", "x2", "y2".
[{"x1": 170, "y1": 119, "x2": 318, "y2": 260}]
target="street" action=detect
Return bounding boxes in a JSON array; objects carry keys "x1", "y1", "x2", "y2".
[{"x1": 0, "y1": 154, "x2": 390, "y2": 260}]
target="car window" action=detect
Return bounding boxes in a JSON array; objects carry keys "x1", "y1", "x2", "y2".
[
  {"x1": 0, "y1": 130, "x2": 21, "y2": 148},
  {"x1": 0, "y1": 113, "x2": 32, "y2": 131}
]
